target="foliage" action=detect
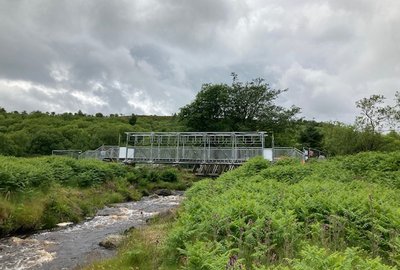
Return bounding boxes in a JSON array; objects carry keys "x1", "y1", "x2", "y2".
[
  {"x1": 394, "y1": 91, "x2": 400, "y2": 125},
  {"x1": 320, "y1": 123, "x2": 400, "y2": 156},
  {"x1": 0, "y1": 111, "x2": 185, "y2": 156},
  {"x1": 160, "y1": 168, "x2": 179, "y2": 182},
  {"x1": 0, "y1": 156, "x2": 125, "y2": 192},
  {"x1": 355, "y1": 93, "x2": 400, "y2": 132},
  {"x1": 284, "y1": 245, "x2": 394, "y2": 270},
  {"x1": 162, "y1": 152, "x2": 400, "y2": 269},
  {"x1": 178, "y1": 84, "x2": 231, "y2": 131},
  {"x1": 0, "y1": 155, "x2": 194, "y2": 235},
  {"x1": 298, "y1": 123, "x2": 323, "y2": 148},
  {"x1": 356, "y1": 95, "x2": 389, "y2": 132},
  {"x1": 128, "y1": 113, "x2": 137, "y2": 126},
  {"x1": 86, "y1": 212, "x2": 179, "y2": 270},
  {"x1": 178, "y1": 74, "x2": 299, "y2": 132},
  {"x1": 1, "y1": 106, "x2": 399, "y2": 159}
]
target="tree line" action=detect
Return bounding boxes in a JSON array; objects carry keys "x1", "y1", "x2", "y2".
[
  {"x1": 0, "y1": 112, "x2": 183, "y2": 156},
  {"x1": 0, "y1": 75, "x2": 399, "y2": 157}
]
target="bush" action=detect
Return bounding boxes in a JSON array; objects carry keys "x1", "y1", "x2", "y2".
[
  {"x1": 160, "y1": 168, "x2": 178, "y2": 182},
  {"x1": 0, "y1": 156, "x2": 130, "y2": 190},
  {"x1": 0, "y1": 170, "x2": 19, "y2": 192}
]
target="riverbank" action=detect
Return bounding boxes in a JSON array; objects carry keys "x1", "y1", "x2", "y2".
[
  {"x1": 85, "y1": 209, "x2": 180, "y2": 270},
  {"x1": 0, "y1": 155, "x2": 195, "y2": 236},
  {"x1": 0, "y1": 194, "x2": 183, "y2": 269}
]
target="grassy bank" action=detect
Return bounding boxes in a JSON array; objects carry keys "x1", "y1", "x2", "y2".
[
  {"x1": 89, "y1": 151, "x2": 400, "y2": 269},
  {"x1": 0, "y1": 155, "x2": 194, "y2": 236},
  {"x1": 86, "y1": 212, "x2": 178, "y2": 270}
]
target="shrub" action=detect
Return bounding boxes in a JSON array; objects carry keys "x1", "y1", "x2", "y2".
[
  {"x1": 147, "y1": 170, "x2": 160, "y2": 182},
  {"x1": 160, "y1": 168, "x2": 178, "y2": 182},
  {"x1": 0, "y1": 170, "x2": 20, "y2": 192}
]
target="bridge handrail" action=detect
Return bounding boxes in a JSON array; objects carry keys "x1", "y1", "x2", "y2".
[{"x1": 273, "y1": 147, "x2": 304, "y2": 161}]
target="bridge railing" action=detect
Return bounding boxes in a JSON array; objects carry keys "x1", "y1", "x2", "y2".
[
  {"x1": 273, "y1": 147, "x2": 305, "y2": 161},
  {"x1": 132, "y1": 146, "x2": 262, "y2": 164},
  {"x1": 78, "y1": 145, "x2": 121, "y2": 161},
  {"x1": 75, "y1": 145, "x2": 305, "y2": 164},
  {"x1": 52, "y1": 150, "x2": 82, "y2": 159}
]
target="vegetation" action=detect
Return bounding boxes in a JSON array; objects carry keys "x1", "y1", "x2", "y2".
[
  {"x1": 178, "y1": 73, "x2": 299, "y2": 132},
  {"x1": 0, "y1": 111, "x2": 185, "y2": 156},
  {"x1": 92, "y1": 151, "x2": 400, "y2": 269},
  {"x1": 86, "y1": 212, "x2": 178, "y2": 270},
  {"x1": 1, "y1": 92, "x2": 400, "y2": 157},
  {"x1": 356, "y1": 92, "x2": 400, "y2": 132},
  {"x1": 0, "y1": 155, "x2": 194, "y2": 236},
  {"x1": 320, "y1": 123, "x2": 400, "y2": 156},
  {"x1": 0, "y1": 79, "x2": 399, "y2": 269},
  {"x1": 163, "y1": 152, "x2": 400, "y2": 269}
]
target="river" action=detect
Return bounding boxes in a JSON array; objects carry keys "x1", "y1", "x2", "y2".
[{"x1": 0, "y1": 193, "x2": 183, "y2": 270}]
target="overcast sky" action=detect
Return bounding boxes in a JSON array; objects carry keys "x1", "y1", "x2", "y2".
[{"x1": 0, "y1": 0, "x2": 399, "y2": 123}]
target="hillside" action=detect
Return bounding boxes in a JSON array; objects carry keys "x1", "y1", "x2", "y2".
[
  {"x1": 1, "y1": 110, "x2": 399, "y2": 158},
  {"x1": 0, "y1": 111, "x2": 185, "y2": 156}
]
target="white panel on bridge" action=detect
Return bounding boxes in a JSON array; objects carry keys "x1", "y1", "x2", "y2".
[
  {"x1": 119, "y1": 147, "x2": 134, "y2": 159},
  {"x1": 263, "y1": 148, "x2": 273, "y2": 161}
]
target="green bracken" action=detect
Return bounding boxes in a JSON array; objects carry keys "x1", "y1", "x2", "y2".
[
  {"x1": 162, "y1": 151, "x2": 400, "y2": 269},
  {"x1": 88, "y1": 151, "x2": 400, "y2": 269}
]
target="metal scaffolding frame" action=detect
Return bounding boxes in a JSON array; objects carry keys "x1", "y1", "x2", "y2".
[
  {"x1": 52, "y1": 132, "x2": 305, "y2": 176},
  {"x1": 124, "y1": 132, "x2": 271, "y2": 164}
]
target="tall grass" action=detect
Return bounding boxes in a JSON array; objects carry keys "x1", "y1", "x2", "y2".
[{"x1": 86, "y1": 213, "x2": 178, "y2": 270}]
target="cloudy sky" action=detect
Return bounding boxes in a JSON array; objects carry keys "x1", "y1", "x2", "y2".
[{"x1": 0, "y1": 0, "x2": 399, "y2": 123}]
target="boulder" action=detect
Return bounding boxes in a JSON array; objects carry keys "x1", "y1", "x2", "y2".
[
  {"x1": 99, "y1": 234, "x2": 124, "y2": 249},
  {"x1": 154, "y1": 189, "x2": 172, "y2": 196}
]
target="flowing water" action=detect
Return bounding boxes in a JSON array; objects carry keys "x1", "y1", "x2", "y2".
[{"x1": 0, "y1": 194, "x2": 183, "y2": 270}]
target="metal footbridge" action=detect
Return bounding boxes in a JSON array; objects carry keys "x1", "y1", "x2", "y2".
[{"x1": 53, "y1": 132, "x2": 305, "y2": 176}]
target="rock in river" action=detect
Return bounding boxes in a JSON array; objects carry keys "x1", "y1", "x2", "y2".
[
  {"x1": 99, "y1": 234, "x2": 125, "y2": 249},
  {"x1": 154, "y1": 189, "x2": 173, "y2": 196}
]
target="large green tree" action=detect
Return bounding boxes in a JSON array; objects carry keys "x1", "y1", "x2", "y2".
[
  {"x1": 178, "y1": 74, "x2": 300, "y2": 131},
  {"x1": 178, "y1": 84, "x2": 230, "y2": 131}
]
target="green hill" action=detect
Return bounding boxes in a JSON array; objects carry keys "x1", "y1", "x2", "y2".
[{"x1": 0, "y1": 111, "x2": 185, "y2": 156}]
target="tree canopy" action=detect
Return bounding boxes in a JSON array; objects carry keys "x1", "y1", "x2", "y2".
[
  {"x1": 355, "y1": 91, "x2": 400, "y2": 132},
  {"x1": 178, "y1": 74, "x2": 300, "y2": 131}
]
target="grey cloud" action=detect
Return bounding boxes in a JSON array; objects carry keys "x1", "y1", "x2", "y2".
[{"x1": 0, "y1": 0, "x2": 399, "y2": 124}]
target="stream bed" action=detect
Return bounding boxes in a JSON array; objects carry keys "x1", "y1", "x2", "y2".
[{"x1": 0, "y1": 194, "x2": 183, "y2": 270}]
